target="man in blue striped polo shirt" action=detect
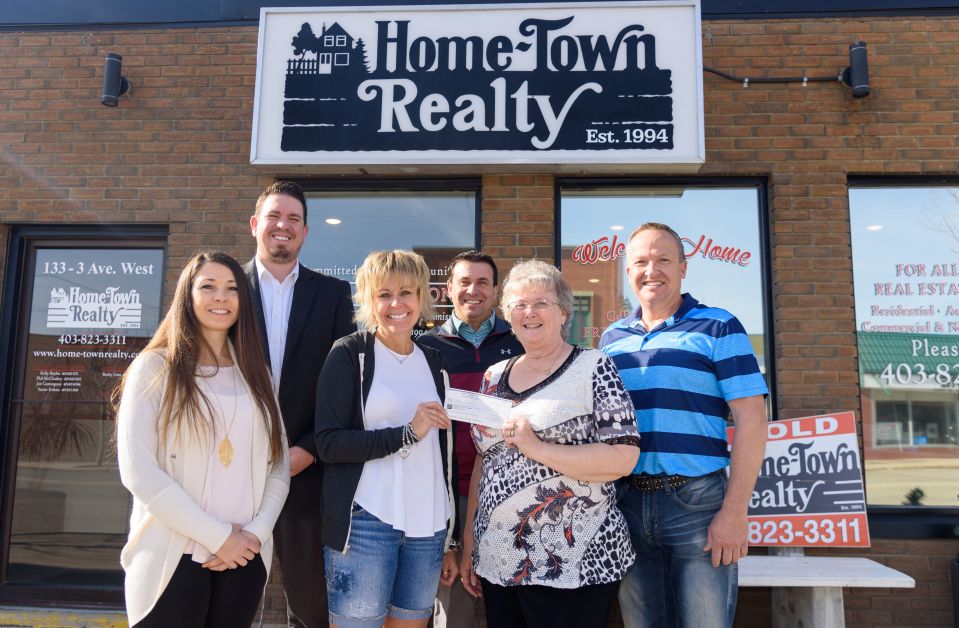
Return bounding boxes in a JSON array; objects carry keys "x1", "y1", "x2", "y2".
[{"x1": 600, "y1": 223, "x2": 768, "y2": 628}]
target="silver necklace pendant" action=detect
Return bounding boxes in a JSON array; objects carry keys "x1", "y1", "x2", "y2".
[{"x1": 385, "y1": 345, "x2": 413, "y2": 364}]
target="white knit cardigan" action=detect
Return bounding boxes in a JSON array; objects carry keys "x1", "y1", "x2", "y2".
[{"x1": 116, "y1": 348, "x2": 290, "y2": 625}]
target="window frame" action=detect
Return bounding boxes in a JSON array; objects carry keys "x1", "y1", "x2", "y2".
[
  {"x1": 294, "y1": 177, "x2": 483, "y2": 327},
  {"x1": 554, "y1": 176, "x2": 776, "y2": 404},
  {"x1": 0, "y1": 225, "x2": 168, "y2": 608},
  {"x1": 848, "y1": 176, "x2": 959, "y2": 539},
  {"x1": 295, "y1": 176, "x2": 483, "y2": 251}
]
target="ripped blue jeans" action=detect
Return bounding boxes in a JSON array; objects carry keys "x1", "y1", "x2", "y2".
[{"x1": 324, "y1": 504, "x2": 446, "y2": 628}]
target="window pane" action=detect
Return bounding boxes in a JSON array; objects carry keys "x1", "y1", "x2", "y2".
[
  {"x1": 302, "y1": 191, "x2": 476, "y2": 330},
  {"x1": 850, "y1": 186, "x2": 959, "y2": 508},
  {"x1": 8, "y1": 247, "x2": 164, "y2": 586},
  {"x1": 559, "y1": 187, "x2": 767, "y2": 381}
]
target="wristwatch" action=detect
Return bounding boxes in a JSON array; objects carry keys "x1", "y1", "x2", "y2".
[{"x1": 448, "y1": 539, "x2": 462, "y2": 551}]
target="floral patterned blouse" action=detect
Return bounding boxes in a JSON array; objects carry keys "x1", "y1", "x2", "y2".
[{"x1": 471, "y1": 347, "x2": 640, "y2": 588}]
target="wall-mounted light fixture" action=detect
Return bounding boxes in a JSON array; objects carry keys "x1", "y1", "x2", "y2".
[
  {"x1": 841, "y1": 42, "x2": 870, "y2": 98},
  {"x1": 704, "y1": 41, "x2": 870, "y2": 98},
  {"x1": 101, "y1": 53, "x2": 131, "y2": 107}
]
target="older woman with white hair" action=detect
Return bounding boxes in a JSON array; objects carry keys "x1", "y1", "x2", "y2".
[{"x1": 459, "y1": 259, "x2": 640, "y2": 628}]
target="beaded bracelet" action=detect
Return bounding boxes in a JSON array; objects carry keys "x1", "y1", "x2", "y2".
[
  {"x1": 399, "y1": 422, "x2": 420, "y2": 458},
  {"x1": 408, "y1": 422, "x2": 422, "y2": 444}
]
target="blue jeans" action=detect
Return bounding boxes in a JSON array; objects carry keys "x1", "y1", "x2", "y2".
[
  {"x1": 324, "y1": 505, "x2": 446, "y2": 628},
  {"x1": 617, "y1": 472, "x2": 737, "y2": 628}
]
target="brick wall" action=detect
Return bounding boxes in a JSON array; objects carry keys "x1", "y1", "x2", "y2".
[
  {"x1": 824, "y1": 540, "x2": 959, "y2": 627},
  {"x1": 1, "y1": 13, "x2": 957, "y2": 628},
  {"x1": 480, "y1": 173, "x2": 556, "y2": 274},
  {"x1": 0, "y1": 28, "x2": 273, "y2": 297},
  {"x1": 701, "y1": 18, "x2": 958, "y2": 423}
]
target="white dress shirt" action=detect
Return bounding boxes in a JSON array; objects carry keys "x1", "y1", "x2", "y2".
[{"x1": 255, "y1": 257, "x2": 299, "y2": 389}]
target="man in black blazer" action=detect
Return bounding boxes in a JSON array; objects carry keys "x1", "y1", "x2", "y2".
[{"x1": 244, "y1": 181, "x2": 355, "y2": 627}]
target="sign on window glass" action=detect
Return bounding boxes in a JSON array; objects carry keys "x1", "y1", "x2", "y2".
[
  {"x1": 850, "y1": 186, "x2": 959, "y2": 508},
  {"x1": 25, "y1": 249, "x2": 164, "y2": 401},
  {"x1": 560, "y1": 187, "x2": 767, "y2": 383},
  {"x1": 9, "y1": 245, "x2": 165, "y2": 587}
]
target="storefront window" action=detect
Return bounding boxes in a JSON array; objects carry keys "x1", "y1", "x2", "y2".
[
  {"x1": 850, "y1": 185, "x2": 959, "y2": 509},
  {"x1": 301, "y1": 187, "x2": 478, "y2": 332},
  {"x1": 2, "y1": 241, "x2": 165, "y2": 596},
  {"x1": 559, "y1": 184, "x2": 769, "y2": 383}
]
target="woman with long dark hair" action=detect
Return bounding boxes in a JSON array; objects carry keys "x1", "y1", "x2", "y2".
[{"x1": 116, "y1": 250, "x2": 289, "y2": 627}]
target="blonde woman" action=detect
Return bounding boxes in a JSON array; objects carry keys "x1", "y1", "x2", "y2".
[
  {"x1": 116, "y1": 250, "x2": 290, "y2": 627},
  {"x1": 314, "y1": 249, "x2": 460, "y2": 628}
]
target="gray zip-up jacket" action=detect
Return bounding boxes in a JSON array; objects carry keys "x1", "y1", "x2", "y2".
[{"x1": 314, "y1": 330, "x2": 459, "y2": 553}]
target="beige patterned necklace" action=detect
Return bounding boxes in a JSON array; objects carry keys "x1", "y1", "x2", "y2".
[{"x1": 214, "y1": 363, "x2": 239, "y2": 468}]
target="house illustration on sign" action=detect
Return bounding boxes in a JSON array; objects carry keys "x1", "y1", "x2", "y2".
[
  {"x1": 286, "y1": 22, "x2": 369, "y2": 84},
  {"x1": 282, "y1": 22, "x2": 373, "y2": 151},
  {"x1": 318, "y1": 23, "x2": 351, "y2": 73}
]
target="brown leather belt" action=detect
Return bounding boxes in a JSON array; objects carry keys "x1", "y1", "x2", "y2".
[{"x1": 626, "y1": 468, "x2": 725, "y2": 492}]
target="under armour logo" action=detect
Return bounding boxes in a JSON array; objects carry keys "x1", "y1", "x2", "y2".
[{"x1": 501, "y1": 349, "x2": 512, "y2": 355}]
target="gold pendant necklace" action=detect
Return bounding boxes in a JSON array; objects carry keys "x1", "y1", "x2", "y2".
[
  {"x1": 218, "y1": 437, "x2": 235, "y2": 467},
  {"x1": 525, "y1": 344, "x2": 568, "y2": 375},
  {"x1": 215, "y1": 362, "x2": 239, "y2": 468}
]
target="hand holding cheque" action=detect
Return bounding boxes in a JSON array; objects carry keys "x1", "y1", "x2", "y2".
[{"x1": 443, "y1": 387, "x2": 511, "y2": 429}]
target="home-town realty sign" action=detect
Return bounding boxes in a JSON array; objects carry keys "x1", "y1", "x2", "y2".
[{"x1": 251, "y1": 2, "x2": 704, "y2": 170}]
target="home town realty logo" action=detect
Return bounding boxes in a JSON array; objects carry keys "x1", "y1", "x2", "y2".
[
  {"x1": 47, "y1": 287, "x2": 143, "y2": 329},
  {"x1": 267, "y1": 4, "x2": 697, "y2": 155}
]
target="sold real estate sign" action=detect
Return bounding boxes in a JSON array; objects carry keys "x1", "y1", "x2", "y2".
[
  {"x1": 251, "y1": 2, "x2": 704, "y2": 168},
  {"x1": 729, "y1": 412, "x2": 871, "y2": 548}
]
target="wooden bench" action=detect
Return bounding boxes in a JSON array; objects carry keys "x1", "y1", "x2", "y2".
[{"x1": 738, "y1": 554, "x2": 915, "y2": 627}]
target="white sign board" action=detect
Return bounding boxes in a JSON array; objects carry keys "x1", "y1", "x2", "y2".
[{"x1": 252, "y1": 1, "x2": 704, "y2": 170}]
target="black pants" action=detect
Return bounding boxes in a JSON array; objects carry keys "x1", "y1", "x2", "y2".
[
  {"x1": 480, "y1": 578, "x2": 620, "y2": 628},
  {"x1": 274, "y1": 467, "x2": 329, "y2": 627},
  {"x1": 134, "y1": 554, "x2": 267, "y2": 628}
]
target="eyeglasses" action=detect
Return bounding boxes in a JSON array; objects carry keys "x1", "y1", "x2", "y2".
[{"x1": 506, "y1": 299, "x2": 559, "y2": 313}]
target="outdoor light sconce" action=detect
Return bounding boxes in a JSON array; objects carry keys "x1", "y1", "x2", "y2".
[
  {"x1": 704, "y1": 41, "x2": 870, "y2": 98},
  {"x1": 841, "y1": 42, "x2": 870, "y2": 98},
  {"x1": 101, "y1": 53, "x2": 131, "y2": 107}
]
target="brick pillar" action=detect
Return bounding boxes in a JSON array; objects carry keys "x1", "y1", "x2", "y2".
[{"x1": 481, "y1": 174, "x2": 555, "y2": 271}]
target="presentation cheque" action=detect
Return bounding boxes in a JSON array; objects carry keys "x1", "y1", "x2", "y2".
[{"x1": 443, "y1": 387, "x2": 512, "y2": 430}]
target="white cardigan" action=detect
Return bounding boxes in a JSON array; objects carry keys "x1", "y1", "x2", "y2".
[{"x1": 117, "y1": 349, "x2": 290, "y2": 625}]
